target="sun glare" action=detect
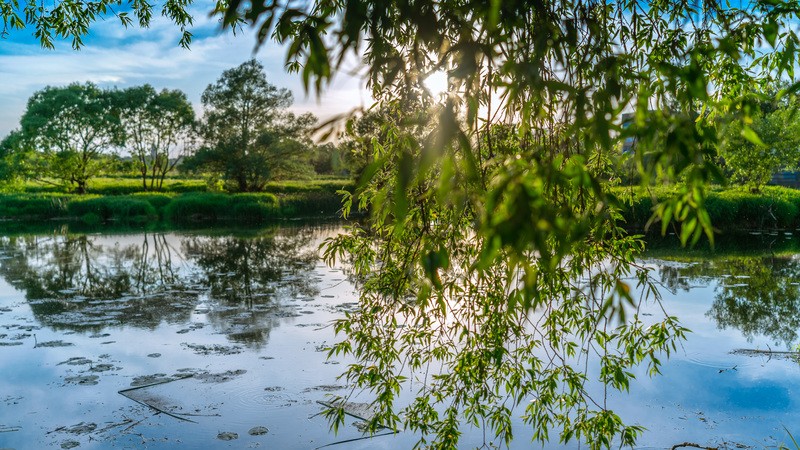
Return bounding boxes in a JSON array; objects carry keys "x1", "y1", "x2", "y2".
[{"x1": 423, "y1": 71, "x2": 449, "y2": 98}]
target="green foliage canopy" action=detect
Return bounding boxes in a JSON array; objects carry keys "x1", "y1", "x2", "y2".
[
  {"x1": 0, "y1": 130, "x2": 34, "y2": 189},
  {"x1": 118, "y1": 84, "x2": 196, "y2": 191},
  {"x1": 185, "y1": 59, "x2": 317, "y2": 192},
  {"x1": 19, "y1": 82, "x2": 123, "y2": 194},
  {"x1": 232, "y1": 0, "x2": 800, "y2": 447},
  {"x1": 720, "y1": 93, "x2": 800, "y2": 191},
  {"x1": 0, "y1": 0, "x2": 203, "y2": 48}
]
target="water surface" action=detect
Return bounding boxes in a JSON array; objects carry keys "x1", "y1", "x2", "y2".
[{"x1": 0, "y1": 226, "x2": 798, "y2": 449}]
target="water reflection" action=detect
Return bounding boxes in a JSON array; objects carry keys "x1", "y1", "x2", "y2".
[
  {"x1": 653, "y1": 254, "x2": 800, "y2": 347},
  {"x1": 0, "y1": 228, "x2": 320, "y2": 346},
  {"x1": 182, "y1": 230, "x2": 319, "y2": 346}
]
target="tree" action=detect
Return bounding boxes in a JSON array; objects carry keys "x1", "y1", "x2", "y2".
[
  {"x1": 719, "y1": 94, "x2": 800, "y2": 191},
  {"x1": 0, "y1": 130, "x2": 36, "y2": 188},
  {"x1": 118, "y1": 85, "x2": 196, "y2": 191},
  {"x1": 19, "y1": 82, "x2": 123, "y2": 193},
  {"x1": 185, "y1": 59, "x2": 316, "y2": 192},
  {"x1": 0, "y1": 0, "x2": 199, "y2": 49},
  {"x1": 11, "y1": 0, "x2": 800, "y2": 448}
]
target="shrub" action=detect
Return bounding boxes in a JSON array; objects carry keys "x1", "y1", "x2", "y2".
[
  {"x1": 130, "y1": 193, "x2": 174, "y2": 217},
  {"x1": 231, "y1": 193, "x2": 280, "y2": 222},
  {"x1": 615, "y1": 186, "x2": 800, "y2": 232},
  {"x1": 714, "y1": 190, "x2": 797, "y2": 229},
  {"x1": 164, "y1": 193, "x2": 229, "y2": 223},
  {"x1": 0, "y1": 194, "x2": 70, "y2": 219},
  {"x1": 67, "y1": 197, "x2": 157, "y2": 223},
  {"x1": 279, "y1": 191, "x2": 343, "y2": 217}
]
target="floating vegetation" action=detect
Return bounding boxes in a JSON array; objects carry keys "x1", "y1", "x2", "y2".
[
  {"x1": 63, "y1": 375, "x2": 99, "y2": 386},
  {"x1": 182, "y1": 343, "x2": 243, "y2": 355},
  {"x1": 35, "y1": 340, "x2": 74, "y2": 348},
  {"x1": 217, "y1": 431, "x2": 238, "y2": 440}
]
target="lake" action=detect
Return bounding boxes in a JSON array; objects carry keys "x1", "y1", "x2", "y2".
[{"x1": 0, "y1": 225, "x2": 798, "y2": 449}]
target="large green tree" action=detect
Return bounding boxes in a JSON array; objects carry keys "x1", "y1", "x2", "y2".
[
  {"x1": 719, "y1": 92, "x2": 800, "y2": 191},
  {"x1": 118, "y1": 85, "x2": 196, "y2": 191},
  {"x1": 9, "y1": 0, "x2": 800, "y2": 448},
  {"x1": 19, "y1": 82, "x2": 123, "y2": 193},
  {"x1": 185, "y1": 59, "x2": 316, "y2": 192}
]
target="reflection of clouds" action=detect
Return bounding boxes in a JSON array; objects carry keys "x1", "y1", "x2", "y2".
[
  {"x1": 591, "y1": 257, "x2": 800, "y2": 447},
  {"x1": 606, "y1": 359, "x2": 799, "y2": 449}
]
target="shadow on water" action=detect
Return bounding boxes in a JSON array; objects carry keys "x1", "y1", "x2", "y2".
[
  {"x1": 0, "y1": 224, "x2": 321, "y2": 348},
  {"x1": 646, "y1": 232, "x2": 800, "y2": 348}
]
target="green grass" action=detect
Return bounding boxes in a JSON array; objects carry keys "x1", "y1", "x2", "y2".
[
  {"x1": 15, "y1": 176, "x2": 354, "y2": 196},
  {"x1": 0, "y1": 193, "x2": 72, "y2": 219},
  {"x1": 263, "y1": 179, "x2": 353, "y2": 194},
  {"x1": 0, "y1": 177, "x2": 353, "y2": 225},
  {"x1": 613, "y1": 185, "x2": 800, "y2": 231},
  {"x1": 19, "y1": 177, "x2": 207, "y2": 195},
  {"x1": 68, "y1": 196, "x2": 158, "y2": 224}
]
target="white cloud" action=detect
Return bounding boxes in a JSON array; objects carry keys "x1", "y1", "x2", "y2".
[{"x1": 0, "y1": 7, "x2": 372, "y2": 138}]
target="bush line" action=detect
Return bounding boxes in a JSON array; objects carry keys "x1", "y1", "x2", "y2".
[
  {"x1": 0, "y1": 189, "x2": 350, "y2": 224},
  {"x1": 615, "y1": 186, "x2": 800, "y2": 231},
  {"x1": 13, "y1": 183, "x2": 800, "y2": 231}
]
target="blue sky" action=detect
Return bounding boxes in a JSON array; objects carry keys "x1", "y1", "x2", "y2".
[{"x1": 0, "y1": 3, "x2": 371, "y2": 138}]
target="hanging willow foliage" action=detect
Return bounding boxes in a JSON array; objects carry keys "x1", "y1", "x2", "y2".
[
  {"x1": 219, "y1": 0, "x2": 797, "y2": 448},
  {"x1": 8, "y1": 0, "x2": 800, "y2": 447}
]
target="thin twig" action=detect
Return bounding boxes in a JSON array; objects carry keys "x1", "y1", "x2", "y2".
[
  {"x1": 118, "y1": 374, "x2": 197, "y2": 423},
  {"x1": 119, "y1": 394, "x2": 197, "y2": 423},
  {"x1": 117, "y1": 374, "x2": 193, "y2": 393},
  {"x1": 314, "y1": 431, "x2": 397, "y2": 449},
  {"x1": 671, "y1": 442, "x2": 718, "y2": 450}
]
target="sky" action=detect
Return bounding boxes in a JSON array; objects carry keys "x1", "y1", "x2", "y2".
[{"x1": 0, "y1": 3, "x2": 373, "y2": 139}]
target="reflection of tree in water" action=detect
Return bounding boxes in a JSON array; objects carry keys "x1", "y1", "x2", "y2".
[
  {"x1": 181, "y1": 228, "x2": 319, "y2": 347},
  {"x1": 0, "y1": 233, "x2": 195, "y2": 331},
  {"x1": 656, "y1": 256, "x2": 800, "y2": 347},
  {"x1": 0, "y1": 228, "x2": 321, "y2": 346}
]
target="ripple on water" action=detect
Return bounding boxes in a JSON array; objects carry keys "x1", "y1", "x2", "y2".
[
  {"x1": 224, "y1": 382, "x2": 299, "y2": 423},
  {"x1": 684, "y1": 352, "x2": 759, "y2": 370}
]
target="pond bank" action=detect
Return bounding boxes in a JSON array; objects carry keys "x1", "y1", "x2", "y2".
[
  {"x1": 0, "y1": 187, "x2": 351, "y2": 226},
  {"x1": 5, "y1": 184, "x2": 800, "y2": 233},
  {"x1": 618, "y1": 185, "x2": 800, "y2": 232}
]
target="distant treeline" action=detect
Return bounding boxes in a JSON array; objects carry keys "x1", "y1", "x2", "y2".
[{"x1": 0, "y1": 60, "x2": 362, "y2": 195}]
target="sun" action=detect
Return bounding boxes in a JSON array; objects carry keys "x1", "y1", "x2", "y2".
[{"x1": 423, "y1": 71, "x2": 449, "y2": 99}]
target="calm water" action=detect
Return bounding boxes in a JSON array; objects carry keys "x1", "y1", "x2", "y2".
[{"x1": 0, "y1": 225, "x2": 798, "y2": 449}]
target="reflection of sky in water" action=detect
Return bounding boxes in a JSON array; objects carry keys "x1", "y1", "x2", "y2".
[{"x1": 1, "y1": 228, "x2": 800, "y2": 448}]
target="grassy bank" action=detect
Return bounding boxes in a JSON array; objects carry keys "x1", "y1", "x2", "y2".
[
  {"x1": 8, "y1": 179, "x2": 800, "y2": 232},
  {"x1": 0, "y1": 179, "x2": 354, "y2": 225},
  {"x1": 616, "y1": 186, "x2": 800, "y2": 232}
]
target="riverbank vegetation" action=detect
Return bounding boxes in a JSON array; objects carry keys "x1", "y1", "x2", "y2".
[
  {"x1": 617, "y1": 186, "x2": 800, "y2": 232},
  {"x1": 0, "y1": 59, "x2": 360, "y2": 224},
  {"x1": 0, "y1": 179, "x2": 352, "y2": 224}
]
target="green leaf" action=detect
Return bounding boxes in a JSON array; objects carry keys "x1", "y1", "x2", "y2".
[
  {"x1": 741, "y1": 125, "x2": 765, "y2": 146},
  {"x1": 763, "y1": 21, "x2": 780, "y2": 47}
]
